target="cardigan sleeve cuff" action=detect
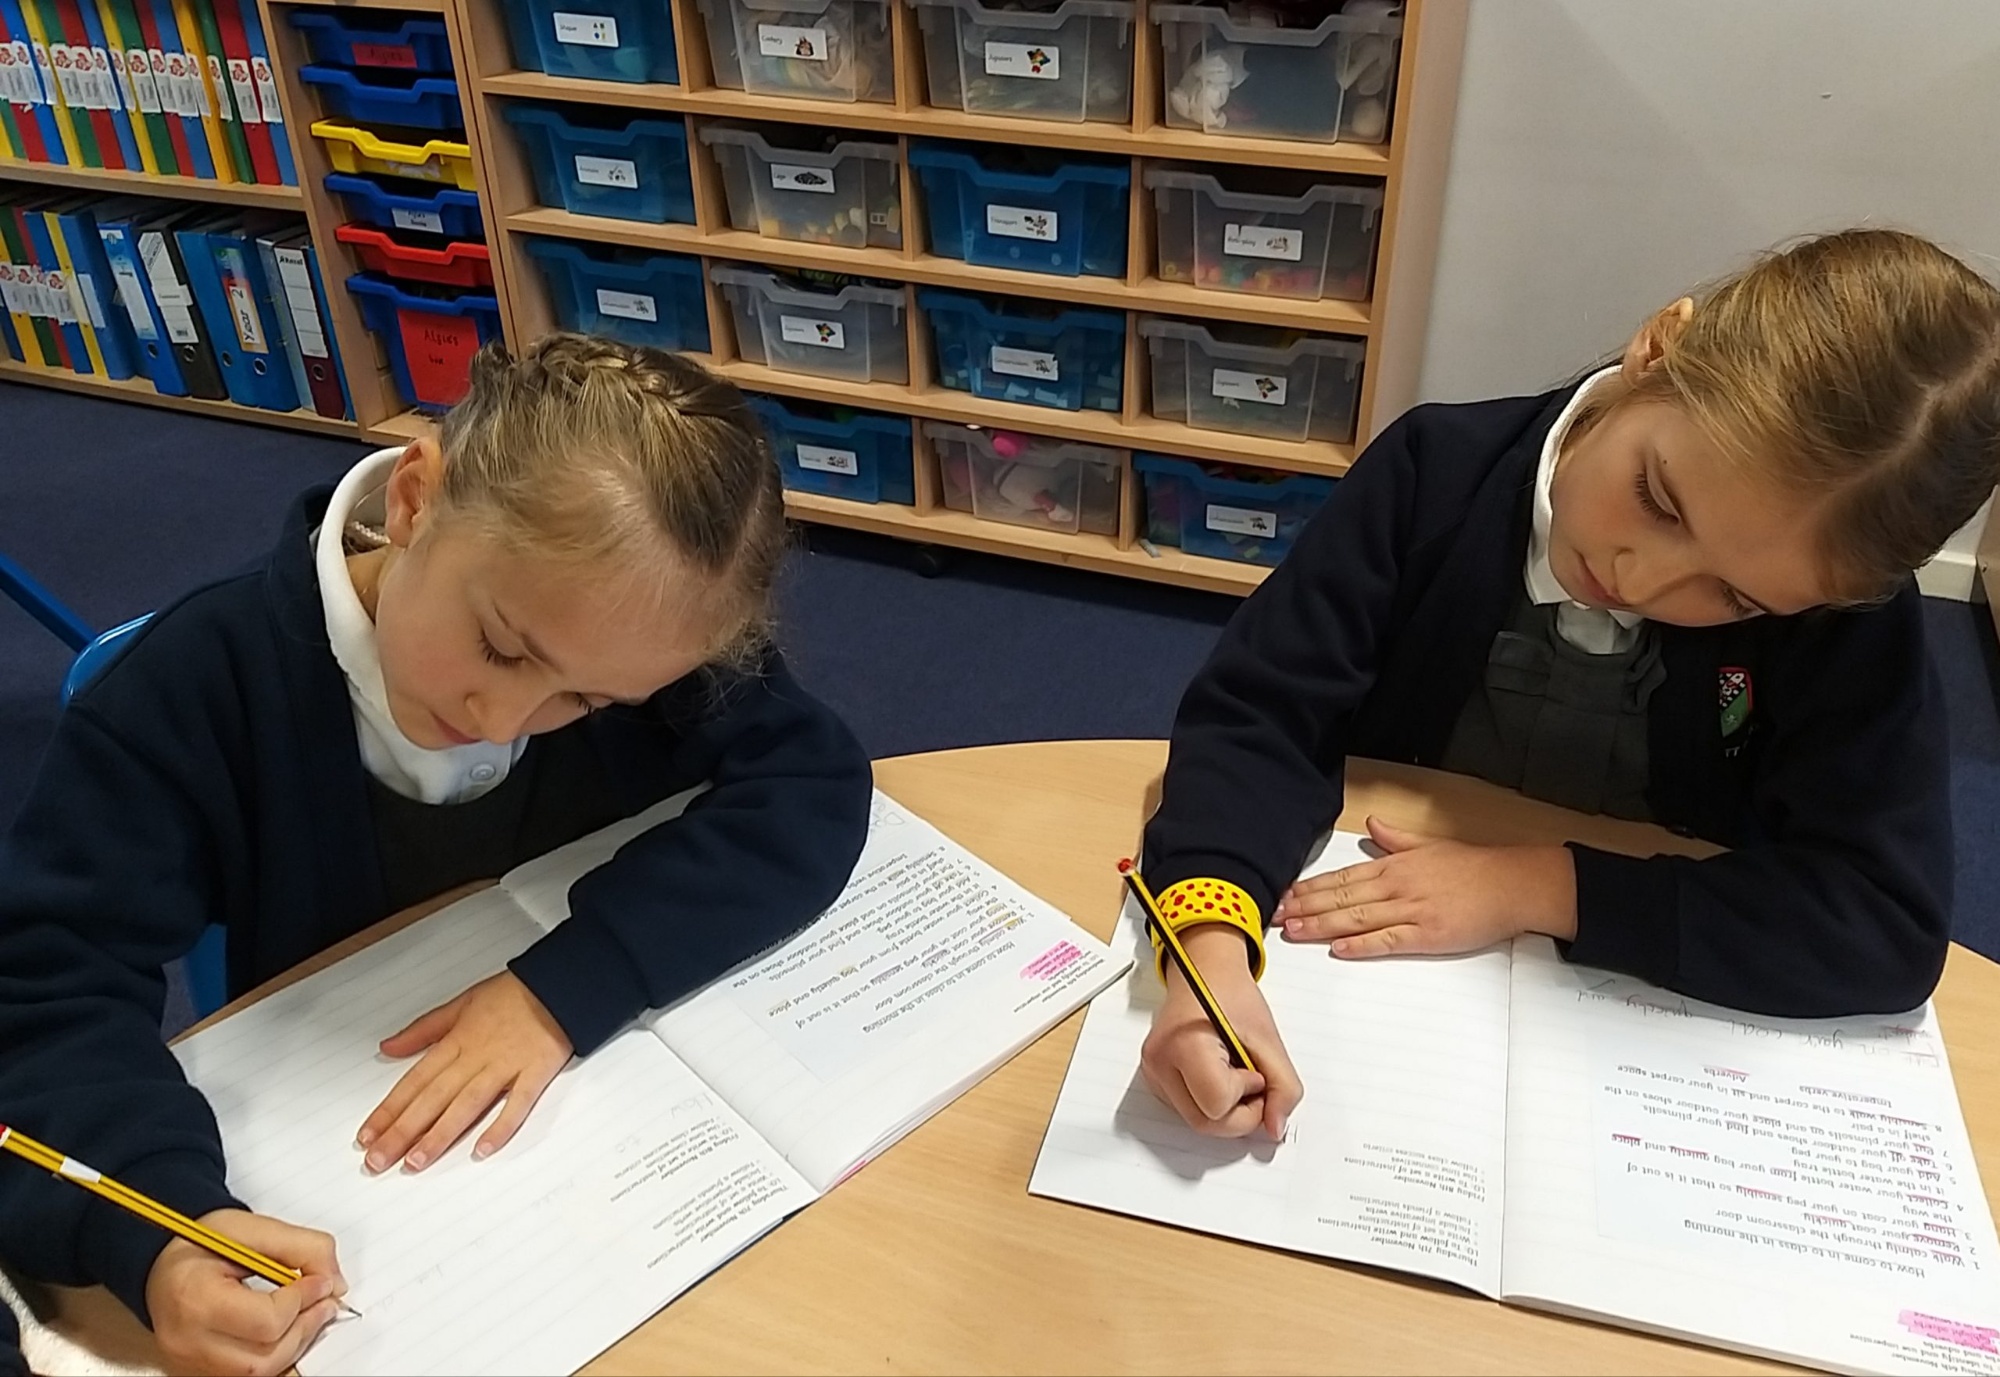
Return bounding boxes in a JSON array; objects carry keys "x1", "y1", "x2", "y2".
[
  {"x1": 510, "y1": 917, "x2": 652, "y2": 1056},
  {"x1": 76, "y1": 1151, "x2": 242, "y2": 1328},
  {"x1": 1561, "y1": 843, "x2": 1681, "y2": 988}
]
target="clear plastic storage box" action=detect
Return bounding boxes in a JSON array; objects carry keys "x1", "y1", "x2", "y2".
[
  {"x1": 906, "y1": 0, "x2": 1133, "y2": 124},
  {"x1": 700, "y1": 125, "x2": 901, "y2": 250},
  {"x1": 1148, "y1": 167, "x2": 1382, "y2": 301},
  {"x1": 1153, "y1": 2, "x2": 1402, "y2": 144},
  {"x1": 1135, "y1": 453, "x2": 1333, "y2": 565},
  {"x1": 752, "y1": 394, "x2": 915, "y2": 504},
  {"x1": 528, "y1": 239, "x2": 711, "y2": 351},
  {"x1": 696, "y1": 0, "x2": 893, "y2": 102},
  {"x1": 505, "y1": 104, "x2": 695, "y2": 222},
  {"x1": 920, "y1": 288, "x2": 1124, "y2": 412},
  {"x1": 909, "y1": 141, "x2": 1127, "y2": 278},
  {"x1": 498, "y1": 0, "x2": 680, "y2": 84},
  {"x1": 713, "y1": 266, "x2": 909, "y2": 384},
  {"x1": 1141, "y1": 317, "x2": 1363, "y2": 442},
  {"x1": 927, "y1": 421, "x2": 1122, "y2": 535}
]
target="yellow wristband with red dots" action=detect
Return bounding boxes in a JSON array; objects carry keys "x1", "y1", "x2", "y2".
[{"x1": 1152, "y1": 877, "x2": 1266, "y2": 982}]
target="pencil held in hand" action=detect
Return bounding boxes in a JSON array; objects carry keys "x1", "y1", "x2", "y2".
[
  {"x1": 0, "y1": 1123, "x2": 361, "y2": 1317},
  {"x1": 1118, "y1": 860, "x2": 1262, "y2": 1074}
]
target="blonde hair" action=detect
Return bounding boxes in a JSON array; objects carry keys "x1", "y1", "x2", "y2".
[
  {"x1": 436, "y1": 333, "x2": 786, "y2": 669},
  {"x1": 1586, "y1": 228, "x2": 2000, "y2": 604}
]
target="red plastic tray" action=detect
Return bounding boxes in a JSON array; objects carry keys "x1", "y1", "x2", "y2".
[{"x1": 334, "y1": 223, "x2": 494, "y2": 290}]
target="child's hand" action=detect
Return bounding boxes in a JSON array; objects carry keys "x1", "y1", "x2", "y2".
[
  {"x1": 1140, "y1": 925, "x2": 1303, "y2": 1140},
  {"x1": 144, "y1": 1208, "x2": 345, "y2": 1376},
  {"x1": 358, "y1": 971, "x2": 572, "y2": 1174},
  {"x1": 1274, "y1": 816, "x2": 1578, "y2": 957}
]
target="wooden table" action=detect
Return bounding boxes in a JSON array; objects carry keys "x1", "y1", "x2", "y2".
[{"x1": 48, "y1": 740, "x2": 2000, "y2": 1375}]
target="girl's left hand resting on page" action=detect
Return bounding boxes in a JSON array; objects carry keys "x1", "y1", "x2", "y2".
[
  {"x1": 357, "y1": 971, "x2": 573, "y2": 1174},
  {"x1": 1273, "y1": 816, "x2": 1579, "y2": 958}
]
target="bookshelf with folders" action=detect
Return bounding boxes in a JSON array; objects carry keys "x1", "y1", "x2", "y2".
[{"x1": 3, "y1": 0, "x2": 1463, "y2": 595}]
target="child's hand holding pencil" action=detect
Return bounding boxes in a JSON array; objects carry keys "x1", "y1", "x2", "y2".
[{"x1": 145, "y1": 1206, "x2": 348, "y2": 1376}]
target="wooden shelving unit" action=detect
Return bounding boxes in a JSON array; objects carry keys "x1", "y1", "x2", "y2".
[
  {"x1": 461, "y1": 0, "x2": 1464, "y2": 590},
  {"x1": 2, "y1": 0, "x2": 1464, "y2": 594},
  {"x1": 0, "y1": 158, "x2": 305, "y2": 208}
]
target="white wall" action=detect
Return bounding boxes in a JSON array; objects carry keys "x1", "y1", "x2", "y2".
[
  {"x1": 1419, "y1": 0, "x2": 2000, "y2": 401},
  {"x1": 1413, "y1": 1, "x2": 2000, "y2": 595}
]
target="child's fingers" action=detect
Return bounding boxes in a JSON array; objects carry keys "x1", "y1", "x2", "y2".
[
  {"x1": 1281, "y1": 858, "x2": 1388, "y2": 905},
  {"x1": 475, "y1": 1063, "x2": 563, "y2": 1160},
  {"x1": 1250, "y1": 1043, "x2": 1305, "y2": 1141},
  {"x1": 1364, "y1": 815, "x2": 1431, "y2": 853},
  {"x1": 379, "y1": 996, "x2": 465, "y2": 1057},
  {"x1": 207, "y1": 1297, "x2": 339, "y2": 1377},
  {"x1": 1284, "y1": 897, "x2": 1423, "y2": 943},
  {"x1": 203, "y1": 1266, "x2": 325, "y2": 1346},
  {"x1": 1331, "y1": 924, "x2": 1428, "y2": 959},
  {"x1": 1156, "y1": 1062, "x2": 1266, "y2": 1138},
  {"x1": 404, "y1": 1070, "x2": 511, "y2": 1172},
  {"x1": 357, "y1": 1042, "x2": 457, "y2": 1152},
  {"x1": 218, "y1": 1212, "x2": 346, "y2": 1295},
  {"x1": 365, "y1": 1056, "x2": 469, "y2": 1172},
  {"x1": 1276, "y1": 877, "x2": 1399, "y2": 931}
]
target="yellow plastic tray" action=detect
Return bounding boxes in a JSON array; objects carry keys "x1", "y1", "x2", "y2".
[{"x1": 311, "y1": 121, "x2": 479, "y2": 191}]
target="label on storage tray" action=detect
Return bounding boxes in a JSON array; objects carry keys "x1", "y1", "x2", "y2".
[
  {"x1": 1205, "y1": 504, "x2": 1278, "y2": 538},
  {"x1": 352, "y1": 42, "x2": 419, "y2": 68},
  {"x1": 780, "y1": 314, "x2": 845, "y2": 349},
  {"x1": 770, "y1": 162, "x2": 836, "y2": 194},
  {"x1": 400, "y1": 312, "x2": 482, "y2": 406},
  {"x1": 391, "y1": 206, "x2": 446, "y2": 234},
  {"x1": 574, "y1": 154, "x2": 638, "y2": 189},
  {"x1": 595, "y1": 288, "x2": 658, "y2": 322},
  {"x1": 985, "y1": 204, "x2": 1057, "y2": 243},
  {"x1": 990, "y1": 345, "x2": 1057, "y2": 381},
  {"x1": 796, "y1": 444, "x2": 859, "y2": 476},
  {"x1": 388, "y1": 161, "x2": 443, "y2": 182},
  {"x1": 1211, "y1": 367, "x2": 1288, "y2": 405},
  {"x1": 1223, "y1": 222, "x2": 1303, "y2": 261},
  {"x1": 983, "y1": 41, "x2": 1058, "y2": 79},
  {"x1": 758, "y1": 24, "x2": 828, "y2": 61},
  {"x1": 553, "y1": 12, "x2": 619, "y2": 47}
]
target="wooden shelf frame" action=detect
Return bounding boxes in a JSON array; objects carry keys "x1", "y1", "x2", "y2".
[
  {"x1": 0, "y1": 357, "x2": 433, "y2": 443},
  {"x1": 0, "y1": 158, "x2": 306, "y2": 208}
]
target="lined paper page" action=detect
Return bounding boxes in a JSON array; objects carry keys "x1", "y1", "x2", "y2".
[
  {"x1": 1500, "y1": 938, "x2": 2000, "y2": 1375},
  {"x1": 1029, "y1": 834, "x2": 1512, "y2": 1298},
  {"x1": 650, "y1": 792, "x2": 1127, "y2": 1191},
  {"x1": 173, "y1": 881, "x2": 814, "y2": 1377}
]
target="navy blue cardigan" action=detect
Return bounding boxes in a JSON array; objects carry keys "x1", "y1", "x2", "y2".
[
  {"x1": 0, "y1": 485, "x2": 872, "y2": 1322},
  {"x1": 1145, "y1": 388, "x2": 1953, "y2": 1018}
]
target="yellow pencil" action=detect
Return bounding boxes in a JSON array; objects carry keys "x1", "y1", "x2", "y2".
[
  {"x1": 0, "y1": 1123, "x2": 359, "y2": 1317},
  {"x1": 1118, "y1": 860, "x2": 1261, "y2": 1074}
]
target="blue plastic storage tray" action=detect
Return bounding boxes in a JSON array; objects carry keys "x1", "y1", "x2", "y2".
[
  {"x1": 499, "y1": 0, "x2": 679, "y2": 84},
  {"x1": 347, "y1": 275, "x2": 504, "y2": 413},
  {"x1": 527, "y1": 239, "x2": 709, "y2": 352},
  {"x1": 749, "y1": 394, "x2": 914, "y2": 504},
  {"x1": 1135, "y1": 454, "x2": 1334, "y2": 566},
  {"x1": 919, "y1": 288, "x2": 1123, "y2": 412},
  {"x1": 505, "y1": 104, "x2": 695, "y2": 222},
  {"x1": 325, "y1": 174, "x2": 486, "y2": 239},
  {"x1": 909, "y1": 142, "x2": 1128, "y2": 277},
  {"x1": 299, "y1": 66, "x2": 465, "y2": 130},
  {"x1": 289, "y1": 14, "x2": 456, "y2": 73}
]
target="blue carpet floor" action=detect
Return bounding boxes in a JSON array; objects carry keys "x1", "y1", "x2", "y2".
[{"x1": 4, "y1": 378, "x2": 1997, "y2": 983}]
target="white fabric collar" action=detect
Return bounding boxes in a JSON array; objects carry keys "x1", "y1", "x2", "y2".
[
  {"x1": 314, "y1": 448, "x2": 525, "y2": 805},
  {"x1": 1527, "y1": 367, "x2": 1646, "y2": 655}
]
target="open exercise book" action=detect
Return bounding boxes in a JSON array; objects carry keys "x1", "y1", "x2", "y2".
[
  {"x1": 1032, "y1": 833, "x2": 2000, "y2": 1376},
  {"x1": 172, "y1": 790, "x2": 1125, "y2": 1377}
]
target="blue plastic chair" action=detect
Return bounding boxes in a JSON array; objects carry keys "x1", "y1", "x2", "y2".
[
  {"x1": 0, "y1": 549, "x2": 92, "y2": 652},
  {"x1": 60, "y1": 614, "x2": 230, "y2": 1021}
]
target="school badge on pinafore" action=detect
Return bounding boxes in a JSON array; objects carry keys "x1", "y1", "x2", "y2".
[{"x1": 1719, "y1": 667, "x2": 1753, "y2": 739}]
